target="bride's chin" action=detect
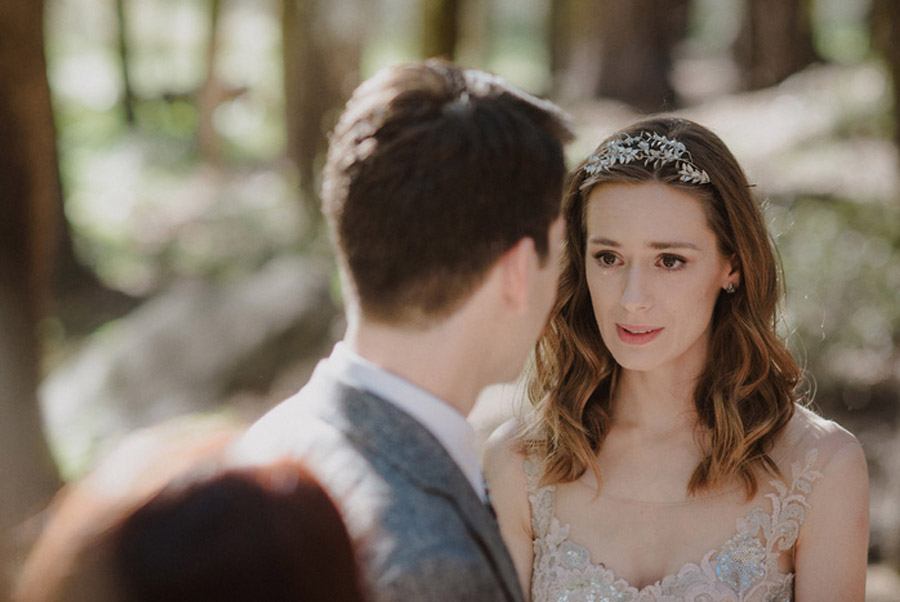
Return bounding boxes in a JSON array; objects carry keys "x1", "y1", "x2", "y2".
[
  {"x1": 606, "y1": 350, "x2": 663, "y2": 373},
  {"x1": 615, "y1": 361, "x2": 660, "y2": 373}
]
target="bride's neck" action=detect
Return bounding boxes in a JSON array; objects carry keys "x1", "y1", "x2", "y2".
[{"x1": 611, "y1": 366, "x2": 701, "y2": 436}]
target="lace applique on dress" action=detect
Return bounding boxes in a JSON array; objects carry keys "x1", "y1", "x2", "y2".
[{"x1": 526, "y1": 450, "x2": 822, "y2": 602}]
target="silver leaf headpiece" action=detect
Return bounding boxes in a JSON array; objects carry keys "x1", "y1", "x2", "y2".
[{"x1": 582, "y1": 131, "x2": 710, "y2": 186}]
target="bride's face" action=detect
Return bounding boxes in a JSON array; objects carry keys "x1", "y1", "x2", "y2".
[{"x1": 584, "y1": 181, "x2": 737, "y2": 374}]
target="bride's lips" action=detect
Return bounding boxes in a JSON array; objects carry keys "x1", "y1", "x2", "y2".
[{"x1": 616, "y1": 324, "x2": 664, "y2": 345}]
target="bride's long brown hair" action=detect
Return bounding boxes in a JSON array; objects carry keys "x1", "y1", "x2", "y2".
[{"x1": 523, "y1": 117, "x2": 801, "y2": 498}]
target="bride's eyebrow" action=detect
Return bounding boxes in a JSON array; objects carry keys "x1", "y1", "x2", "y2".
[
  {"x1": 587, "y1": 237, "x2": 701, "y2": 251},
  {"x1": 648, "y1": 241, "x2": 701, "y2": 251}
]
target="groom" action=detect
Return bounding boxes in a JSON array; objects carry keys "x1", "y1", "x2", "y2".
[{"x1": 237, "y1": 60, "x2": 572, "y2": 601}]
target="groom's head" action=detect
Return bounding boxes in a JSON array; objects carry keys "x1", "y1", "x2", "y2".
[{"x1": 322, "y1": 60, "x2": 573, "y2": 327}]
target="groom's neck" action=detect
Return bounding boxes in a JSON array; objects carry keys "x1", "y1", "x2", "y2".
[{"x1": 345, "y1": 314, "x2": 491, "y2": 417}]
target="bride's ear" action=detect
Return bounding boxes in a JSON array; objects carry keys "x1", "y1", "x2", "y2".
[{"x1": 724, "y1": 254, "x2": 741, "y2": 290}]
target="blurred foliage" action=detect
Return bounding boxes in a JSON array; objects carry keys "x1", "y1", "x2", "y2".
[
  {"x1": 41, "y1": 0, "x2": 898, "y2": 462},
  {"x1": 772, "y1": 196, "x2": 900, "y2": 400},
  {"x1": 31, "y1": 2, "x2": 900, "y2": 579},
  {"x1": 47, "y1": 0, "x2": 298, "y2": 296}
]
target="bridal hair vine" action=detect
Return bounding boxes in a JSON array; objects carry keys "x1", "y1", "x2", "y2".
[{"x1": 583, "y1": 131, "x2": 711, "y2": 185}]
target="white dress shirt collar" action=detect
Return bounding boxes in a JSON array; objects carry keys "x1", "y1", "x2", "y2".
[{"x1": 320, "y1": 342, "x2": 486, "y2": 502}]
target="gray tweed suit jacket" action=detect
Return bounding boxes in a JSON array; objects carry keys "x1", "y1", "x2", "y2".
[{"x1": 237, "y1": 366, "x2": 524, "y2": 602}]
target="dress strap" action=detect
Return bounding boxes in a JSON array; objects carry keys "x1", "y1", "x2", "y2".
[
  {"x1": 739, "y1": 448, "x2": 823, "y2": 554},
  {"x1": 523, "y1": 456, "x2": 556, "y2": 539}
]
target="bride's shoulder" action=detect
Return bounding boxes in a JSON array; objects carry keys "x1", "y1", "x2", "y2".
[
  {"x1": 483, "y1": 418, "x2": 529, "y2": 476},
  {"x1": 775, "y1": 403, "x2": 866, "y2": 484},
  {"x1": 777, "y1": 406, "x2": 869, "y2": 560},
  {"x1": 780, "y1": 403, "x2": 858, "y2": 451}
]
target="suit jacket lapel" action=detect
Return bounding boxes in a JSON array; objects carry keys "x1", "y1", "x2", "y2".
[{"x1": 304, "y1": 372, "x2": 524, "y2": 602}]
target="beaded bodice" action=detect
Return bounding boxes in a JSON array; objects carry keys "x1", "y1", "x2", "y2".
[{"x1": 525, "y1": 450, "x2": 822, "y2": 602}]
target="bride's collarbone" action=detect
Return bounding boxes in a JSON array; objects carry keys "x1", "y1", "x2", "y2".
[
  {"x1": 560, "y1": 455, "x2": 749, "y2": 508},
  {"x1": 579, "y1": 460, "x2": 703, "y2": 504}
]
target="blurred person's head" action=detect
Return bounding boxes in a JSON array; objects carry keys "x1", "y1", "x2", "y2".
[
  {"x1": 322, "y1": 59, "x2": 573, "y2": 383},
  {"x1": 16, "y1": 423, "x2": 364, "y2": 602},
  {"x1": 527, "y1": 116, "x2": 801, "y2": 498},
  {"x1": 15, "y1": 421, "x2": 235, "y2": 602},
  {"x1": 113, "y1": 460, "x2": 364, "y2": 602}
]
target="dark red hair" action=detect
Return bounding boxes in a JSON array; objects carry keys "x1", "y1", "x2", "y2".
[
  {"x1": 114, "y1": 460, "x2": 365, "y2": 602},
  {"x1": 18, "y1": 439, "x2": 365, "y2": 602}
]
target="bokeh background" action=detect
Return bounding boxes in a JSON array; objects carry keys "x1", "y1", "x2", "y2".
[{"x1": 1, "y1": 0, "x2": 899, "y2": 598}]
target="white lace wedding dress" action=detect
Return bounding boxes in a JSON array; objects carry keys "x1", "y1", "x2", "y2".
[{"x1": 525, "y1": 406, "x2": 855, "y2": 602}]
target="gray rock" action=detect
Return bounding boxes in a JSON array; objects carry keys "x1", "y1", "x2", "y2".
[{"x1": 40, "y1": 254, "x2": 337, "y2": 475}]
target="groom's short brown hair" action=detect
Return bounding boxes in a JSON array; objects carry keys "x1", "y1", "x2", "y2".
[{"x1": 322, "y1": 60, "x2": 573, "y2": 325}]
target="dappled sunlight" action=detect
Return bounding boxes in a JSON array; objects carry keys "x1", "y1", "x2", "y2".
[
  {"x1": 1, "y1": 0, "x2": 897, "y2": 597},
  {"x1": 66, "y1": 145, "x2": 305, "y2": 294},
  {"x1": 50, "y1": 50, "x2": 121, "y2": 111}
]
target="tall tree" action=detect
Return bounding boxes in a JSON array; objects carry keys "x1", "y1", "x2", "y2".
[
  {"x1": 0, "y1": 0, "x2": 64, "y2": 590},
  {"x1": 734, "y1": 0, "x2": 818, "y2": 90},
  {"x1": 547, "y1": 0, "x2": 603, "y2": 101},
  {"x1": 421, "y1": 0, "x2": 462, "y2": 60},
  {"x1": 547, "y1": 0, "x2": 570, "y2": 87},
  {"x1": 53, "y1": 0, "x2": 141, "y2": 332},
  {"x1": 282, "y1": 0, "x2": 361, "y2": 226},
  {"x1": 198, "y1": 0, "x2": 224, "y2": 163},
  {"x1": 115, "y1": 0, "x2": 136, "y2": 125},
  {"x1": 872, "y1": 0, "x2": 900, "y2": 154},
  {"x1": 592, "y1": 0, "x2": 691, "y2": 112},
  {"x1": 456, "y1": 0, "x2": 489, "y2": 68}
]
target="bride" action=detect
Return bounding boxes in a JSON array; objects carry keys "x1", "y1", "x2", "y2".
[{"x1": 484, "y1": 117, "x2": 869, "y2": 601}]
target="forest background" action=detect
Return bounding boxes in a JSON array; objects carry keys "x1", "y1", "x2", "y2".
[{"x1": 1, "y1": 0, "x2": 899, "y2": 599}]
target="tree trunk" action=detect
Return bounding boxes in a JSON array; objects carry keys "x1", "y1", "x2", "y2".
[
  {"x1": 282, "y1": 0, "x2": 322, "y2": 217},
  {"x1": 115, "y1": 0, "x2": 136, "y2": 125},
  {"x1": 547, "y1": 0, "x2": 568, "y2": 85},
  {"x1": 0, "y1": 0, "x2": 64, "y2": 588},
  {"x1": 198, "y1": 0, "x2": 223, "y2": 163},
  {"x1": 593, "y1": 0, "x2": 690, "y2": 112},
  {"x1": 872, "y1": 0, "x2": 900, "y2": 154},
  {"x1": 456, "y1": 0, "x2": 488, "y2": 68},
  {"x1": 282, "y1": 0, "x2": 361, "y2": 228},
  {"x1": 420, "y1": 0, "x2": 461, "y2": 60},
  {"x1": 547, "y1": 0, "x2": 602, "y2": 101},
  {"x1": 734, "y1": 0, "x2": 818, "y2": 90},
  {"x1": 54, "y1": 0, "x2": 142, "y2": 333}
]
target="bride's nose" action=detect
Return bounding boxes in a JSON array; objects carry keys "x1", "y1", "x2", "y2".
[{"x1": 619, "y1": 266, "x2": 652, "y2": 313}]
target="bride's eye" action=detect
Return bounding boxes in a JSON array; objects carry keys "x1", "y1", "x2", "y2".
[
  {"x1": 658, "y1": 254, "x2": 686, "y2": 270},
  {"x1": 594, "y1": 251, "x2": 620, "y2": 267}
]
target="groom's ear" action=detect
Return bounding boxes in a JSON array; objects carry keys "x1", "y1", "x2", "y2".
[{"x1": 497, "y1": 237, "x2": 534, "y2": 315}]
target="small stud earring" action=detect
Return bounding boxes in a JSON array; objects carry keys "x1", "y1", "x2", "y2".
[{"x1": 724, "y1": 283, "x2": 736, "y2": 294}]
